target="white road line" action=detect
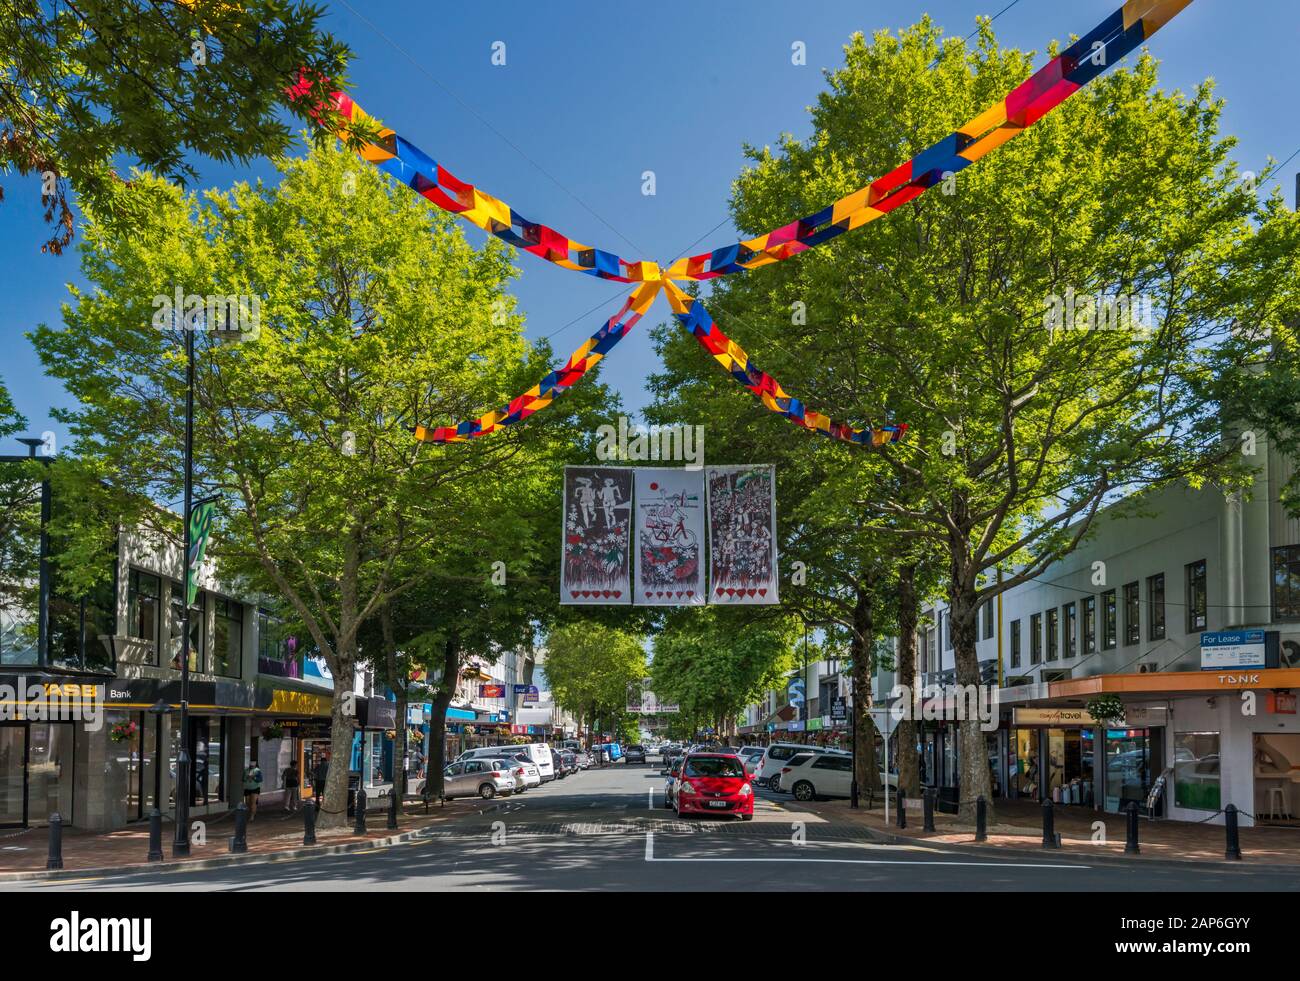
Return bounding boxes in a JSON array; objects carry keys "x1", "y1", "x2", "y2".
[
  {"x1": 640, "y1": 833, "x2": 1086, "y2": 869},
  {"x1": 648, "y1": 788, "x2": 655, "y2": 810}
]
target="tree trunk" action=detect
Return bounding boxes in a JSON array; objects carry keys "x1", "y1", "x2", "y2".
[
  {"x1": 425, "y1": 635, "x2": 461, "y2": 801},
  {"x1": 949, "y1": 553, "x2": 995, "y2": 823},
  {"x1": 896, "y1": 563, "x2": 922, "y2": 798},
  {"x1": 320, "y1": 646, "x2": 356, "y2": 828},
  {"x1": 850, "y1": 579, "x2": 883, "y2": 801}
]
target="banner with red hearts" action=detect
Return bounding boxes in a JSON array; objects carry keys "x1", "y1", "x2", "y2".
[
  {"x1": 560, "y1": 466, "x2": 633, "y2": 604},
  {"x1": 633, "y1": 468, "x2": 706, "y2": 607},
  {"x1": 706, "y1": 465, "x2": 780, "y2": 605}
]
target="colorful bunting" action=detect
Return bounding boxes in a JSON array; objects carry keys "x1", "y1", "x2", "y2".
[{"x1": 283, "y1": 0, "x2": 1193, "y2": 446}]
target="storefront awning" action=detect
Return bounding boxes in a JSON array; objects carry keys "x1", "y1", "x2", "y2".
[{"x1": 515, "y1": 707, "x2": 553, "y2": 727}]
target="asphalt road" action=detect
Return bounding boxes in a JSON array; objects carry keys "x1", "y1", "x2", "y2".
[{"x1": 9, "y1": 758, "x2": 1300, "y2": 892}]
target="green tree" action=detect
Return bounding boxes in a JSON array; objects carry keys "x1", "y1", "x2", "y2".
[
  {"x1": 543, "y1": 622, "x2": 646, "y2": 748},
  {"x1": 659, "y1": 19, "x2": 1300, "y2": 819},
  {"x1": 31, "y1": 142, "x2": 589, "y2": 824},
  {"x1": 3, "y1": 0, "x2": 358, "y2": 253}
]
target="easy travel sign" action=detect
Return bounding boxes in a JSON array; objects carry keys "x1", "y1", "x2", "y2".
[{"x1": 1200, "y1": 630, "x2": 1266, "y2": 671}]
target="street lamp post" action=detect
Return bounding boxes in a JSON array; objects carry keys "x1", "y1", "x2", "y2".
[{"x1": 173, "y1": 324, "x2": 196, "y2": 858}]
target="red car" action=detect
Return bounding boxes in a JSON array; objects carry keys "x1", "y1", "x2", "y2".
[{"x1": 673, "y1": 753, "x2": 754, "y2": 820}]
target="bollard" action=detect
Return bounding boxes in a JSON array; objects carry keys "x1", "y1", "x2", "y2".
[
  {"x1": 975, "y1": 796, "x2": 988, "y2": 842},
  {"x1": 147, "y1": 808, "x2": 164, "y2": 862},
  {"x1": 1125, "y1": 801, "x2": 1140, "y2": 855},
  {"x1": 46, "y1": 812, "x2": 64, "y2": 870},
  {"x1": 230, "y1": 802, "x2": 248, "y2": 853},
  {"x1": 303, "y1": 796, "x2": 317, "y2": 845},
  {"x1": 387, "y1": 789, "x2": 398, "y2": 830},
  {"x1": 896, "y1": 790, "x2": 906, "y2": 829},
  {"x1": 1041, "y1": 799, "x2": 1058, "y2": 849},
  {"x1": 923, "y1": 787, "x2": 936, "y2": 832},
  {"x1": 354, "y1": 785, "x2": 368, "y2": 834},
  {"x1": 1224, "y1": 803, "x2": 1242, "y2": 860}
]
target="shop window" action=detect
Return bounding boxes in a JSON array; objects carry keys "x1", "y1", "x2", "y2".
[
  {"x1": 1273, "y1": 546, "x2": 1300, "y2": 621},
  {"x1": 1173, "y1": 732, "x2": 1220, "y2": 811},
  {"x1": 1185, "y1": 559, "x2": 1207, "y2": 633},
  {"x1": 1123, "y1": 582, "x2": 1140, "y2": 646},
  {"x1": 1009, "y1": 619, "x2": 1021, "y2": 668},
  {"x1": 1046, "y1": 608, "x2": 1059, "y2": 661},
  {"x1": 1063, "y1": 602, "x2": 1077, "y2": 659},
  {"x1": 127, "y1": 569, "x2": 161, "y2": 662},
  {"x1": 1030, "y1": 613, "x2": 1042, "y2": 664},
  {"x1": 211, "y1": 596, "x2": 242, "y2": 678},
  {"x1": 1082, "y1": 596, "x2": 1097, "y2": 655},
  {"x1": 169, "y1": 583, "x2": 204, "y2": 673},
  {"x1": 1147, "y1": 573, "x2": 1165, "y2": 641}
]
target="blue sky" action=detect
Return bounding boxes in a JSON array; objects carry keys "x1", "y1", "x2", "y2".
[{"x1": 1, "y1": 0, "x2": 1296, "y2": 447}]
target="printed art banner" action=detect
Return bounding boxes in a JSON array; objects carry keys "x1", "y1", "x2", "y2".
[
  {"x1": 634, "y1": 468, "x2": 706, "y2": 606},
  {"x1": 561, "y1": 466, "x2": 633, "y2": 604},
  {"x1": 706, "y1": 465, "x2": 779, "y2": 604}
]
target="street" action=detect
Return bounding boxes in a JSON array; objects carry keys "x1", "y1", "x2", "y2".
[{"x1": 10, "y1": 758, "x2": 1299, "y2": 892}]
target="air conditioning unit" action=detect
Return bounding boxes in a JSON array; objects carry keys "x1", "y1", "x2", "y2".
[{"x1": 1138, "y1": 663, "x2": 1159, "y2": 674}]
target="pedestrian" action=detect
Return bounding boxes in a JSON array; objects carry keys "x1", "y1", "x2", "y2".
[
  {"x1": 313, "y1": 750, "x2": 330, "y2": 810},
  {"x1": 242, "y1": 760, "x2": 264, "y2": 819},
  {"x1": 282, "y1": 760, "x2": 300, "y2": 812}
]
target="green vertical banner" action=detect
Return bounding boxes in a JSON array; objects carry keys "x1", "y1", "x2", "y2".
[{"x1": 186, "y1": 500, "x2": 216, "y2": 605}]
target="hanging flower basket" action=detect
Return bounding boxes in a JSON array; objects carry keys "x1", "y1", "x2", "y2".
[
  {"x1": 262, "y1": 722, "x2": 286, "y2": 740},
  {"x1": 109, "y1": 719, "x2": 137, "y2": 743},
  {"x1": 1085, "y1": 694, "x2": 1126, "y2": 726}
]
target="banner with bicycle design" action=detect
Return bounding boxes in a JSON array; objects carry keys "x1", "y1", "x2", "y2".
[{"x1": 561, "y1": 465, "x2": 778, "y2": 606}]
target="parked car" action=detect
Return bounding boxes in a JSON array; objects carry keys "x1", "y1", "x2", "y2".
[
  {"x1": 572, "y1": 750, "x2": 591, "y2": 769},
  {"x1": 756, "y1": 743, "x2": 818, "y2": 787},
  {"x1": 558, "y1": 750, "x2": 579, "y2": 775},
  {"x1": 737, "y1": 746, "x2": 765, "y2": 776},
  {"x1": 460, "y1": 743, "x2": 556, "y2": 782},
  {"x1": 439, "y1": 758, "x2": 516, "y2": 800},
  {"x1": 503, "y1": 754, "x2": 541, "y2": 789},
  {"x1": 550, "y1": 748, "x2": 569, "y2": 779},
  {"x1": 673, "y1": 753, "x2": 753, "y2": 820},
  {"x1": 663, "y1": 756, "x2": 685, "y2": 809},
  {"x1": 624, "y1": 744, "x2": 647, "y2": 765},
  {"x1": 768, "y1": 752, "x2": 815, "y2": 793}
]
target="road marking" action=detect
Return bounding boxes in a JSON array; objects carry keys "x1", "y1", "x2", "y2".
[
  {"x1": 648, "y1": 788, "x2": 654, "y2": 810},
  {"x1": 640, "y1": 833, "x2": 1087, "y2": 869}
]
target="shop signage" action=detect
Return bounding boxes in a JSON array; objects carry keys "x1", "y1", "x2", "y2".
[
  {"x1": 1012, "y1": 707, "x2": 1114, "y2": 727},
  {"x1": 513, "y1": 684, "x2": 540, "y2": 703},
  {"x1": 1268, "y1": 691, "x2": 1298, "y2": 714},
  {"x1": 1200, "y1": 630, "x2": 1268, "y2": 671},
  {"x1": 831, "y1": 697, "x2": 847, "y2": 722},
  {"x1": 479, "y1": 684, "x2": 506, "y2": 698}
]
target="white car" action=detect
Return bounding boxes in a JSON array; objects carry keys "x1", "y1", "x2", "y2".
[
  {"x1": 500, "y1": 753, "x2": 542, "y2": 789},
  {"x1": 755, "y1": 743, "x2": 843, "y2": 786},
  {"x1": 459, "y1": 743, "x2": 556, "y2": 782},
  {"x1": 775, "y1": 752, "x2": 898, "y2": 801},
  {"x1": 737, "y1": 746, "x2": 765, "y2": 777}
]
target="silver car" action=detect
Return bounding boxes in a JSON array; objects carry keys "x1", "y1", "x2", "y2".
[{"x1": 441, "y1": 758, "x2": 516, "y2": 800}]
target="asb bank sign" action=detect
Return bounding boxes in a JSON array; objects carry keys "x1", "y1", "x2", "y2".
[{"x1": 1200, "y1": 630, "x2": 1267, "y2": 671}]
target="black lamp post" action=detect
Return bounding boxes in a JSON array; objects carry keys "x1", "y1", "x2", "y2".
[{"x1": 173, "y1": 323, "x2": 197, "y2": 858}]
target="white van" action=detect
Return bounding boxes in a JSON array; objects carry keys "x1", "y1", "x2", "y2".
[{"x1": 460, "y1": 743, "x2": 556, "y2": 782}]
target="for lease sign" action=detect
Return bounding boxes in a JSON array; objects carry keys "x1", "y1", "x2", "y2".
[{"x1": 1200, "y1": 630, "x2": 1266, "y2": 671}]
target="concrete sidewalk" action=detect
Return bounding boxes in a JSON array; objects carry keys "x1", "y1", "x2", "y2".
[
  {"x1": 790, "y1": 794, "x2": 1300, "y2": 866},
  {"x1": 0, "y1": 796, "x2": 487, "y2": 879}
]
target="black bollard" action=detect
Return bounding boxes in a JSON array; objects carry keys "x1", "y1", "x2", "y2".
[
  {"x1": 46, "y1": 812, "x2": 64, "y2": 870},
  {"x1": 354, "y1": 785, "x2": 368, "y2": 834},
  {"x1": 230, "y1": 802, "x2": 248, "y2": 853},
  {"x1": 976, "y1": 796, "x2": 988, "y2": 842},
  {"x1": 896, "y1": 789, "x2": 907, "y2": 829},
  {"x1": 303, "y1": 796, "x2": 317, "y2": 845},
  {"x1": 1041, "y1": 799, "x2": 1058, "y2": 849},
  {"x1": 147, "y1": 808, "x2": 164, "y2": 862},
  {"x1": 1224, "y1": 803, "x2": 1242, "y2": 860},
  {"x1": 1125, "y1": 801, "x2": 1140, "y2": 855},
  {"x1": 923, "y1": 787, "x2": 936, "y2": 832},
  {"x1": 387, "y1": 789, "x2": 398, "y2": 830}
]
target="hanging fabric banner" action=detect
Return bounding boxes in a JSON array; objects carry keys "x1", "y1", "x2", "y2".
[
  {"x1": 633, "y1": 468, "x2": 707, "y2": 606},
  {"x1": 560, "y1": 466, "x2": 633, "y2": 604},
  {"x1": 706, "y1": 465, "x2": 779, "y2": 604}
]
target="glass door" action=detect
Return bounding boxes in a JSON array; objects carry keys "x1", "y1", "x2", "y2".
[
  {"x1": 26, "y1": 723, "x2": 74, "y2": 826},
  {"x1": 0, "y1": 726, "x2": 25, "y2": 826}
]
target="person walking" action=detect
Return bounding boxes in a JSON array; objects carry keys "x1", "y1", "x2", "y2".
[
  {"x1": 242, "y1": 760, "x2": 264, "y2": 819},
  {"x1": 313, "y1": 750, "x2": 330, "y2": 811},
  {"x1": 282, "y1": 760, "x2": 300, "y2": 812}
]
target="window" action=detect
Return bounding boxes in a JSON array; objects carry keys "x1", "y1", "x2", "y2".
[
  {"x1": 1102, "y1": 590, "x2": 1117, "y2": 649},
  {"x1": 169, "y1": 583, "x2": 204, "y2": 673},
  {"x1": 1273, "y1": 546, "x2": 1300, "y2": 621},
  {"x1": 812, "y1": 755, "x2": 852, "y2": 771},
  {"x1": 1082, "y1": 596, "x2": 1097, "y2": 655},
  {"x1": 981, "y1": 600, "x2": 994, "y2": 640},
  {"x1": 127, "y1": 569, "x2": 161, "y2": 663},
  {"x1": 1173, "y1": 732, "x2": 1220, "y2": 811},
  {"x1": 1009, "y1": 619, "x2": 1022, "y2": 668},
  {"x1": 1030, "y1": 613, "x2": 1042, "y2": 664},
  {"x1": 943, "y1": 609, "x2": 951, "y2": 650},
  {"x1": 1123, "y1": 582, "x2": 1140, "y2": 646},
  {"x1": 1063, "y1": 602, "x2": 1077, "y2": 659},
  {"x1": 211, "y1": 596, "x2": 242, "y2": 678},
  {"x1": 1046, "y1": 608, "x2": 1059, "y2": 661},
  {"x1": 1185, "y1": 560, "x2": 1207, "y2": 633},
  {"x1": 1147, "y1": 573, "x2": 1165, "y2": 641}
]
